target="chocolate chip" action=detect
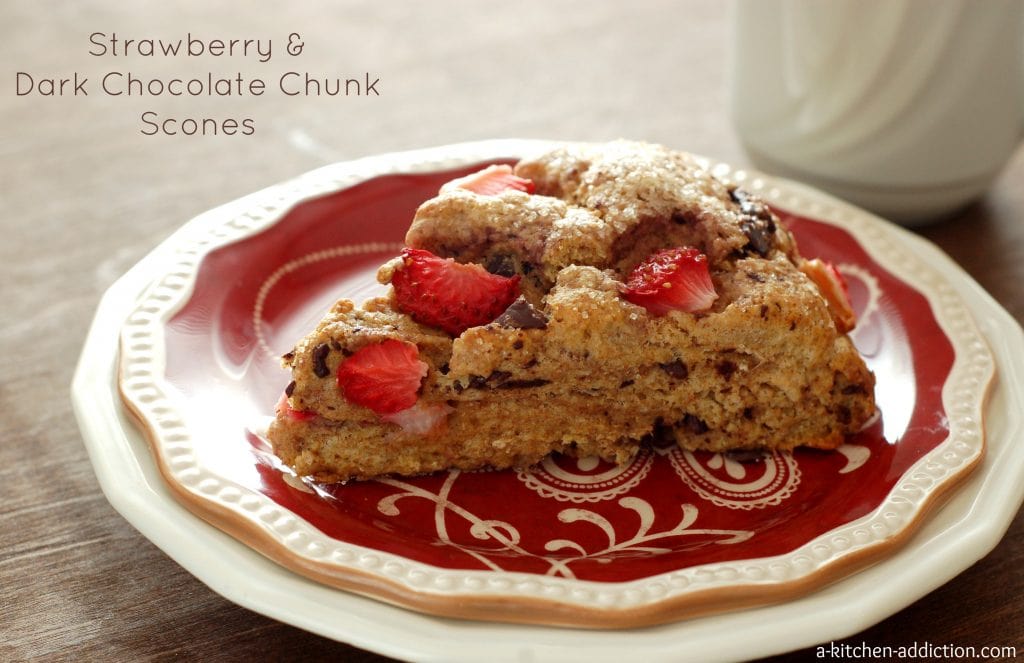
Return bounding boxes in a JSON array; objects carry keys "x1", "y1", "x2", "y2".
[
  {"x1": 741, "y1": 218, "x2": 776, "y2": 257},
  {"x1": 680, "y1": 414, "x2": 709, "y2": 435},
  {"x1": 620, "y1": 379, "x2": 635, "y2": 388},
  {"x1": 731, "y1": 188, "x2": 777, "y2": 256},
  {"x1": 496, "y1": 378, "x2": 550, "y2": 389},
  {"x1": 284, "y1": 380, "x2": 296, "y2": 397},
  {"x1": 462, "y1": 370, "x2": 545, "y2": 390},
  {"x1": 759, "y1": 304, "x2": 769, "y2": 319},
  {"x1": 512, "y1": 340, "x2": 524, "y2": 350},
  {"x1": 715, "y1": 360, "x2": 737, "y2": 381},
  {"x1": 836, "y1": 405, "x2": 852, "y2": 425},
  {"x1": 495, "y1": 296, "x2": 548, "y2": 330},
  {"x1": 730, "y1": 188, "x2": 774, "y2": 221},
  {"x1": 742, "y1": 406, "x2": 754, "y2": 420},
  {"x1": 438, "y1": 363, "x2": 450, "y2": 375},
  {"x1": 485, "y1": 254, "x2": 517, "y2": 277},
  {"x1": 487, "y1": 370, "x2": 512, "y2": 386},
  {"x1": 659, "y1": 359, "x2": 689, "y2": 380},
  {"x1": 312, "y1": 343, "x2": 331, "y2": 378}
]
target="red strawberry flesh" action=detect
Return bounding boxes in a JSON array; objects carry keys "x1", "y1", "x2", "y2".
[
  {"x1": 440, "y1": 164, "x2": 535, "y2": 196},
  {"x1": 623, "y1": 247, "x2": 718, "y2": 315},
  {"x1": 800, "y1": 258, "x2": 856, "y2": 333},
  {"x1": 336, "y1": 339, "x2": 428, "y2": 415},
  {"x1": 276, "y1": 392, "x2": 316, "y2": 422},
  {"x1": 390, "y1": 248, "x2": 521, "y2": 336}
]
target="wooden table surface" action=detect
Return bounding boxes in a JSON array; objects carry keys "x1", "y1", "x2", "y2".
[{"x1": 3, "y1": 2, "x2": 1022, "y2": 660}]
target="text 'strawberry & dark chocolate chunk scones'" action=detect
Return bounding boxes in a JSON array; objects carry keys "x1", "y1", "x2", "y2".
[{"x1": 268, "y1": 141, "x2": 876, "y2": 482}]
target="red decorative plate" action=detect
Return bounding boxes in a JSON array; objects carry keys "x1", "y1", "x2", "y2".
[{"x1": 117, "y1": 141, "x2": 993, "y2": 628}]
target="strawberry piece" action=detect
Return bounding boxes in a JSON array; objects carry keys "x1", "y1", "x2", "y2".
[
  {"x1": 800, "y1": 258, "x2": 856, "y2": 333},
  {"x1": 622, "y1": 247, "x2": 718, "y2": 315},
  {"x1": 440, "y1": 164, "x2": 535, "y2": 196},
  {"x1": 275, "y1": 392, "x2": 316, "y2": 422},
  {"x1": 390, "y1": 248, "x2": 521, "y2": 335},
  {"x1": 336, "y1": 340, "x2": 428, "y2": 414},
  {"x1": 382, "y1": 401, "x2": 454, "y2": 435}
]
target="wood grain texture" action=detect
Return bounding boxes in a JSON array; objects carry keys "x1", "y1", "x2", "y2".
[{"x1": 2, "y1": 1, "x2": 1021, "y2": 661}]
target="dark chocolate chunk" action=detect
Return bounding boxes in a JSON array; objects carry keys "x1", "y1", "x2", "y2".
[
  {"x1": 680, "y1": 414, "x2": 709, "y2": 435},
  {"x1": 484, "y1": 254, "x2": 517, "y2": 277},
  {"x1": 487, "y1": 370, "x2": 512, "y2": 386},
  {"x1": 462, "y1": 370, "x2": 546, "y2": 390},
  {"x1": 512, "y1": 340, "x2": 524, "y2": 350},
  {"x1": 311, "y1": 343, "x2": 331, "y2": 378},
  {"x1": 730, "y1": 188, "x2": 777, "y2": 256},
  {"x1": 715, "y1": 360, "x2": 738, "y2": 381},
  {"x1": 741, "y1": 219, "x2": 775, "y2": 256},
  {"x1": 496, "y1": 378, "x2": 550, "y2": 389},
  {"x1": 836, "y1": 405, "x2": 852, "y2": 425},
  {"x1": 284, "y1": 380, "x2": 296, "y2": 397},
  {"x1": 730, "y1": 188, "x2": 774, "y2": 221},
  {"x1": 659, "y1": 359, "x2": 689, "y2": 380},
  {"x1": 620, "y1": 379, "x2": 635, "y2": 388},
  {"x1": 439, "y1": 363, "x2": 450, "y2": 375},
  {"x1": 495, "y1": 296, "x2": 548, "y2": 330},
  {"x1": 742, "y1": 406, "x2": 754, "y2": 420}
]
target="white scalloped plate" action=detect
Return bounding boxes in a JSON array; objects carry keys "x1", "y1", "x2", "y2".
[{"x1": 73, "y1": 141, "x2": 1024, "y2": 660}]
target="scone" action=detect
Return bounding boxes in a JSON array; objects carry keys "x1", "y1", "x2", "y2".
[{"x1": 268, "y1": 141, "x2": 876, "y2": 482}]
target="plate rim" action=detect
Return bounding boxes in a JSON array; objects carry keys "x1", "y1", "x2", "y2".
[{"x1": 110, "y1": 139, "x2": 995, "y2": 627}]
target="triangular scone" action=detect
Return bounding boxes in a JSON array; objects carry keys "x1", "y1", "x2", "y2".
[{"x1": 268, "y1": 141, "x2": 875, "y2": 483}]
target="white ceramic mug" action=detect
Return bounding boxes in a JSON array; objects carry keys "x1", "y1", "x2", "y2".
[{"x1": 730, "y1": 0, "x2": 1024, "y2": 225}]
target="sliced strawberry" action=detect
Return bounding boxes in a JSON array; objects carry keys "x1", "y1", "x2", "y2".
[
  {"x1": 390, "y1": 248, "x2": 521, "y2": 336},
  {"x1": 800, "y1": 258, "x2": 856, "y2": 333},
  {"x1": 381, "y1": 401, "x2": 454, "y2": 435},
  {"x1": 336, "y1": 340, "x2": 428, "y2": 415},
  {"x1": 276, "y1": 392, "x2": 316, "y2": 422},
  {"x1": 440, "y1": 164, "x2": 535, "y2": 196},
  {"x1": 622, "y1": 247, "x2": 718, "y2": 316}
]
